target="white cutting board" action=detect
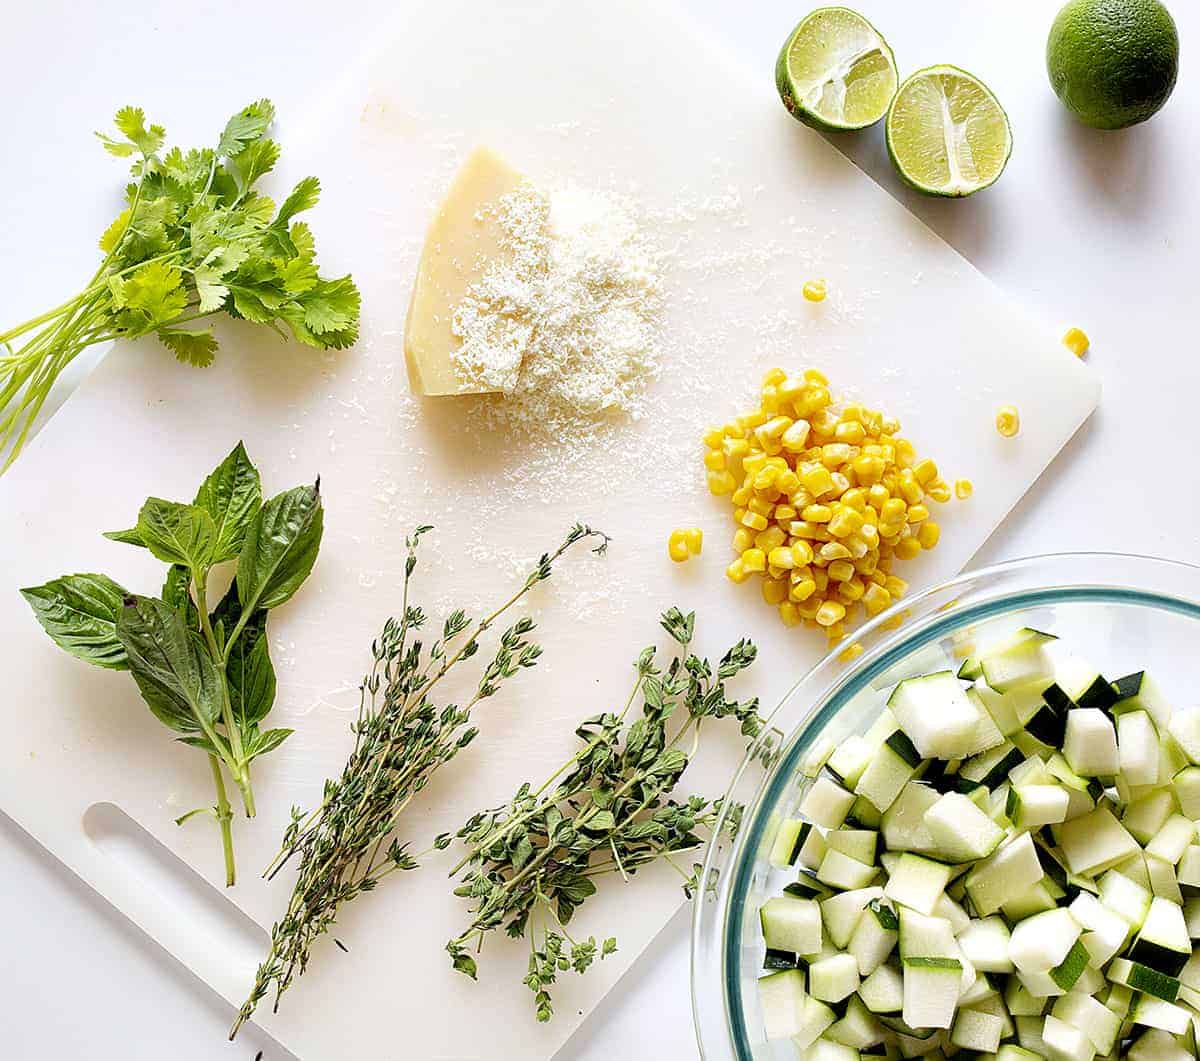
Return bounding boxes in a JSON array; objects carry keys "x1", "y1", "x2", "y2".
[{"x1": 0, "y1": 2, "x2": 1097, "y2": 1059}]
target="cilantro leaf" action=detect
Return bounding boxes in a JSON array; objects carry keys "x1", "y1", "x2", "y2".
[
  {"x1": 299, "y1": 276, "x2": 361, "y2": 335},
  {"x1": 276, "y1": 177, "x2": 321, "y2": 225},
  {"x1": 229, "y1": 139, "x2": 280, "y2": 196},
  {"x1": 217, "y1": 99, "x2": 276, "y2": 159},
  {"x1": 158, "y1": 328, "x2": 219, "y2": 367}
]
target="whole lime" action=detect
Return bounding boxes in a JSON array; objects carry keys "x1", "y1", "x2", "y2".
[{"x1": 1047, "y1": 0, "x2": 1179, "y2": 129}]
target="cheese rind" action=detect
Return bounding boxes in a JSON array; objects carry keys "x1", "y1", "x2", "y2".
[{"x1": 404, "y1": 146, "x2": 525, "y2": 396}]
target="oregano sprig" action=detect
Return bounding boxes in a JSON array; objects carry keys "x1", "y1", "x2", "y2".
[
  {"x1": 445, "y1": 608, "x2": 769, "y2": 1022},
  {"x1": 0, "y1": 100, "x2": 359, "y2": 470},
  {"x1": 229, "y1": 522, "x2": 609, "y2": 1039},
  {"x1": 21, "y1": 441, "x2": 323, "y2": 886}
]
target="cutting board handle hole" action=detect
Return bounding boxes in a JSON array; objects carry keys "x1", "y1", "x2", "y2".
[{"x1": 82, "y1": 801, "x2": 268, "y2": 967}]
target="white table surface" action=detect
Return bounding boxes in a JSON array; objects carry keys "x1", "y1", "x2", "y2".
[{"x1": 1, "y1": 1, "x2": 1196, "y2": 1058}]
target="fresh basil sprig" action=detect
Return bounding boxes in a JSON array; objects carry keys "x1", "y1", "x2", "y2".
[{"x1": 21, "y1": 442, "x2": 323, "y2": 886}]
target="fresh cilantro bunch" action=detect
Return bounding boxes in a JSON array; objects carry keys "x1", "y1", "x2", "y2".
[
  {"x1": 21, "y1": 442, "x2": 324, "y2": 887},
  {"x1": 446, "y1": 608, "x2": 768, "y2": 1022},
  {"x1": 0, "y1": 100, "x2": 359, "y2": 469}
]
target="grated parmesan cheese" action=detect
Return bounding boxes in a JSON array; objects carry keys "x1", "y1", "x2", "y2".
[{"x1": 450, "y1": 180, "x2": 664, "y2": 438}]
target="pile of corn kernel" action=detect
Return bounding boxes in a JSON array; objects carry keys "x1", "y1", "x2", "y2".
[{"x1": 704, "y1": 368, "x2": 959, "y2": 644}]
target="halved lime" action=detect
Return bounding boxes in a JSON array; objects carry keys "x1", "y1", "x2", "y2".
[
  {"x1": 886, "y1": 65, "x2": 1013, "y2": 197},
  {"x1": 775, "y1": 7, "x2": 899, "y2": 131}
]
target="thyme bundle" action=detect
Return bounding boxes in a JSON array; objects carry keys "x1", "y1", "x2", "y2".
[
  {"x1": 446, "y1": 608, "x2": 767, "y2": 1022},
  {"x1": 230, "y1": 522, "x2": 608, "y2": 1038}
]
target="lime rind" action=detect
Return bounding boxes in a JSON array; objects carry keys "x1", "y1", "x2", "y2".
[
  {"x1": 885, "y1": 64, "x2": 1013, "y2": 197},
  {"x1": 775, "y1": 7, "x2": 899, "y2": 132}
]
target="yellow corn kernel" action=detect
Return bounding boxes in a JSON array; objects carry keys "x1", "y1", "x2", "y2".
[
  {"x1": 741, "y1": 548, "x2": 767, "y2": 573},
  {"x1": 839, "y1": 641, "x2": 865, "y2": 662},
  {"x1": 704, "y1": 449, "x2": 726, "y2": 471},
  {"x1": 723, "y1": 420, "x2": 746, "y2": 439},
  {"x1": 852, "y1": 455, "x2": 886, "y2": 485},
  {"x1": 812, "y1": 567, "x2": 830, "y2": 593},
  {"x1": 802, "y1": 503, "x2": 833, "y2": 524},
  {"x1": 839, "y1": 576, "x2": 866, "y2": 602},
  {"x1": 789, "y1": 579, "x2": 817, "y2": 603},
  {"x1": 779, "y1": 601, "x2": 802, "y2": 627},
  {"x1": 802, "y1": 279, "x2": 827, "y2": 303},
  {"x1": 762, "y1": 578, "x2": 788, "y2": 605},
  {"x1": 829, "y1": 473, "x2": 851, "y2": 498},
  {"x1": 815, "y1": 600, "x2": 846, "y2": 627},
  {"x1": 741, "y1": 511, "x2": 769, "y2": 532},
  {"x1": 703, "y1": 427, "x2": 724, "y2": 449},
  {"x1": 913, "y1": 458, "x2": 938, "y2": 487},
  {"x1": 791, "y1": 540, "x2": 815, "y2": 567},
  {"x1": 762, "y1": 367, "x2": 787, "y2": 387},
  {"x1": 748, "y1": 497, "x2": 774, "y2": 518},
  {"x1": 881, "y1": 608, "x2": 911, "y2": 631},
  {"x1": 906, "y1": 504, "x2": 930, "y2": 524},
  {"x1": 825, "y1": 622, "x2": 847, "y2": 644},
  {"x1": 893, "y1": 537, "x2": 922, "y2": 561},
  {"x1": 723, "y1": 437, "x2": 750, "y2": 463},
  {"x1": 843, "y1": 535, "x2": 870, "y2": 559},
  {"x1": 1062, "y1": 327, "x2": 1089, "y2": 358},
  {"x1": 834, "y1": 420, "x2": 867, "y2": 444},
  {"x1": 773, "y1": 505, "x2": 797, "y2": 523},
  {"x1": 811, "y1": 409, "x2": 840, "y2": 438},
  {"x1": 726, "y1": 559, "x2": 751, "y2": 584},
  {"x1": 731, "y1": 486, "x2": 752, "y2": 507},
  {"x1": 819, "y1": 442, "x2": 853, "y2": 467},
  {"x1": 755, "y1": 526, "x2": 787, "y2": 553},
  {"x1": 828, "y1": 508, "x2": 864, "y2": 537},
  {"x1": 955, "y1": 478, "x2": 973, "y2": 500},
  {"x1": 827, "y1": 559, "x2": 855, "y2": 582},
  {"x1": 804, "y1": 367, "x2": 829, "y2": 385},
  {"x1": 732, "y1": 527, "x2": 754, "y2": 554},
  {"x1": 863, "y1": 582, "x2": 891, "y2": 617},
  {"x1": 742, "y1": 453, "x2": 767, "y2": 478},
  {"x1": 781, "y1": 420, "x2": 812, "y2": 452},
  {"x1": 884, "y1": 575, "x2": 908, "y2": 599},
  {"x1": 898, "y1": 470, "x2": 924, "y2": 505},
  {"x1": 683, "y1": 528, "x2": 703, "y2": 555},
  {"x1": 819, "y1": 541, "x2": 852, "y2": 563},
  {"x1": 839, "y1": 488, "x2": 866, "y2": 512},
  {"x1": 707, "y1": 470, "x2": 736, "y2": 495},
  {"x1": 777, "y1": 469, "x2": 801, "y2": 495},
  {"x1": 768, "y1": 546, "x2": 797, "y2": 570},
  {"x1": 668, "y1": 530, "x2": 690, "y2": 563},
  {"x1": 740, "y1": 410, "x2": 768, "y2": 430},
  {"x1": 858, "y1": 524, "x2": 879, "y2": 548},
  {"x1": 927, "y1": 479, "x2": 952, "y2": 504},
  {"x1": 917, "y1": 522, "x2": 940, "y2": 550},
  {"x1": 995, "y1": 404, "x2": 1020, "y2": 438},
  {"x1": 801, "y1": 464, "x2": 835, "y2": 497}
]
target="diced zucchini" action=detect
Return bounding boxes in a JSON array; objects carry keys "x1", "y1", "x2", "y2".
[
  {"x1": 888, "y1": 672, "x2": 989, "y2": 761},
  {"x1": 1006, "y1": 783, "x2": 1070, "y2": 830},
  {"x1": 1008, "y1": 908, "x2": 1082, "y2": 975},
  {"x1": 817, "y1": 849, "x2": 880, "y2": 891},
  {"x1": 1123, "y1": 787, "x2": 1176, "y2": 844},
  {"x1": 957, "y1": 916, "x2": 1012, "y2": 973},
  {"x1": 809, "y1": 952, "x2": 860, "y2": 1003},
  {"x1": 795, "y1": 995, "x2": 838, "y2": 1049},
  {"x1": 829, "y1": 735, "x2": 876, "y2": 790},
  {"x1": 922, "y1": 791, "x2": 1005, "y2": 863},
  {"x1": 820, "y1": 887, "x2": 884, "y2": 950},
  {"x1": 760, "y1": 895, "x2": 823, "y2": 956},
  {"x1": 948, "y1": 1006, "x2": 1002, "y2": 1052},
  {"x1": 1118, "y1": 710, "x2": 1161, "y2": 787},
  {"x1": 885, "y1": 854, "x2": 953, "y2": 916},
  {"x1": 1109, "y1": 957, "x2": 1181, "y2": 1001},
  {"x1": 901, "y1": 956, "x2": 962, "y2": 1030},
  {"x1": 763, "y1": 948, "x2": 797, "y2": 971},
  {"x1": 1041, "y1": 1014, "x2": 1095, "y2": 1061},
  {"x1": 959, "y1": 740, "x2": 1023, "y2": 790},
  {"x1": 881, "y1": 782, "x2": 940, "y2": 854},
  {"x1": 1098, "y1": 868, "x2": 1153, "y2": 929},
  {"x1": 1129, "y1": 896, "x2": 1191, "y2": 975},
  {"x1": 1062, "y1": 707, "x2": 1119, "y2": 777},
  {"x1": 1112, "y1": 670, "x2": 1172, "y2": 728},
  {"x1": 977, "y1": 628, "x2": 1055, "y2": 693},
  {"x1": 803, "y1": 775, "x2": 858, "y2": 829},
  {"x1": 769, "y1": 817, "x2": 813, "y2": 868},
  {"x1": 827, "y1": 828, "x2": 878, "y2": 865},
  {"x1": 1057, "y1": 804, "x2": 1140, "y2": 875},
  {"x1": 759, "y1": 968, "x2": 807, "y2": 1040},
  {"x1": 859, "y1": 962, "x2": 903, "y2": 1013},
  {"x1": 848, "y1": 899, "x2": 899, "y2": 977},
  {"x1": 1051, "y1": 990, "x2": 1122, "y2": 1054},
  {"x1": 965, "y1": 832, "x2": 1044, "y2": 916},
  {"x1": 1168, "y1": 708, "x2": 1200, "y2": 764},
  {"x1": 1131, "y1": 992, "x2": 1191, "y2": 1034}
]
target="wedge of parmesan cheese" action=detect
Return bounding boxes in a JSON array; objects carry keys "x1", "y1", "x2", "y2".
[{"x1": 403, "y1": 146, "x2": 524, "y2": 396}]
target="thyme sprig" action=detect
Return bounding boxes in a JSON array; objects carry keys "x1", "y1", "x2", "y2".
[
  {"x1": 446, "y1": 608, "x2": 767, "y2": 1022},
  {"x1": 230, "y1": 522, "x2": 608, "y2": 1038}
]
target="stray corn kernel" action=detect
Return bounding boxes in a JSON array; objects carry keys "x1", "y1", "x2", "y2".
[
  {"x1": 802, "y1": 279, "x2": 827, "y2": 303},
  {"x1": 704, "y1": 368, "x2": 951, "y2": 636},
  {"x1": 954, "y1": 478, "x2": 973, "y2": 500},
  {"x1": 668, "y1": 527, "x2": 702, "y2": 562},
  {"x1": 1062, "y1": 327, "x2": 1089, "y2": 358},
  {"x1": 995, "y1": 405, "x2": 1020, "y2": 438},
  {"x1": 839, "y1": 641, "x2": 865, "y2": 663}
]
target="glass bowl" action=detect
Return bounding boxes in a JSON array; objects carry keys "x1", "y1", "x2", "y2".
[{"x1": 691, "y1": 552, "x2": 1200, "y2": 1060}]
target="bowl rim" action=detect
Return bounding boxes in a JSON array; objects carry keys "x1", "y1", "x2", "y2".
[{"x1": 690, "y1": 549, "x2": 1200, "y2": 1060}]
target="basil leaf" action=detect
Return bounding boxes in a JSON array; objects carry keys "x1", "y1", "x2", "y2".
[
  {"x1": 116, "y1": 594, "x2": 221, "y2": 733},
  {"x1": 21, "y1": 573, "x2": 130, "y2": 670},
  {"x1": 236, "y1": 482, "x2": 323, "y2": 613},
  {"x1": 245, "y1": 725, "x2": 292, "y2": 761},
  {"x1": 103, "y1": 527, "x2": 145, "y2": 547},
  {"x1": 193, "y1": 441, "x2": 262, "y2": 563},
  {"x1": 229, "y1": 628, "x2": 276, "y2": 727},
  {"x1": 136, "y1": 497, "x2": 217, "y2": 572}
]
